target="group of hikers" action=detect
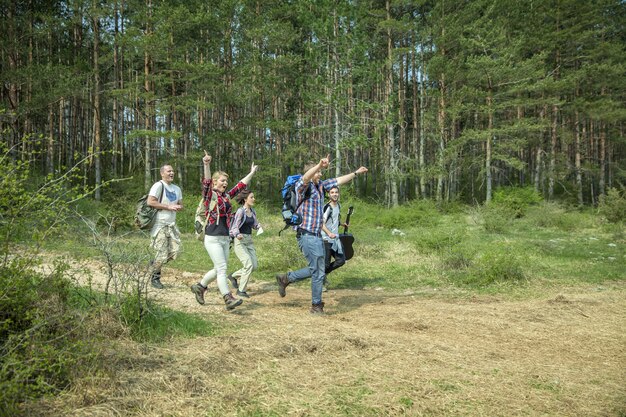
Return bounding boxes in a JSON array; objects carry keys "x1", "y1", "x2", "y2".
[{"x1": 145, "y1": 152, "x2": 368, "y2": 314}]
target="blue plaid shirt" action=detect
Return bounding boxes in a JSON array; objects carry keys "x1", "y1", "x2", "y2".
[{"x1": 294, "y1": 177, "x2": 338, "y2": 234}]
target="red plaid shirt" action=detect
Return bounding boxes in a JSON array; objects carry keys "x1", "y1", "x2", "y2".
[{"x1": 202, "y1": 178, "x2": 247, "y2": 229}]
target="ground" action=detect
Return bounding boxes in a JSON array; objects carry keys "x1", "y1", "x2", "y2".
[{"x1": 28, "y1": 263, "x2": 626, "y2": 417}]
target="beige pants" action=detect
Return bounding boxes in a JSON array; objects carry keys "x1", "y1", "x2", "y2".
[
  {"x1": 231, "y1": 234, "x2": 258, "y2": 292},
  {"x1": 151, "y1": 225, "x2": 182, "y2": 272}
]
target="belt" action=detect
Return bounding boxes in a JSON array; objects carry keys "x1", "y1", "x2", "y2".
[{"x1": 296, "y1": 228, "x2": 321, "y2": 238}]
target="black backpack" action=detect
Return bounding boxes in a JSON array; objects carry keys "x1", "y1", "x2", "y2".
[{"x1": 279, "y1": 174, "x2": 312, "y2": 235}]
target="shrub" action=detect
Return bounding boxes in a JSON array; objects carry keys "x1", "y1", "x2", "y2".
[
  {"x1": 441, "y1": 245, "x2": 475, "y2": 270},
  {"x1": 462, "y1": 249, "x2": 526, "y2": 286},
  {"x1": 482, "y1": 205, "x2": 515, "y2": 233},
  {"x1": 412, "y1": 224, "x2": 468, "y2": 252},
  {"x1": 492, "y1": 186, "x2": 543, "y2": 218},
  {"x1": 359, "y1": 199, "x2": 440, "y2": 229},
  {"x1": 523, "y1": 202, "x2": 595, "y2": 231},
  {"x1": 598, "y1": 188, "x2": 626, "y2": 223},
  {"x1": 0, "y1": 259, "x2": 96, "y2": 414}
]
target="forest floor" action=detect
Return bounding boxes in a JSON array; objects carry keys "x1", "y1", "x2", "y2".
[{"x1": 28, "y1": 261, "x2": 626, "y2": 417}]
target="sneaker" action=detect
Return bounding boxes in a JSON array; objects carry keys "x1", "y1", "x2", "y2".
[
  {"x1": 224, "y1": 293, "x2": 243, "y2": 310},
  {"x1": 190, "y1": 283, "x2": 207, "y2": 305},
  {"x1": 151, "y1": 272, "x2": 164, "y2": 289},
  {"x1": 236, "y1": 290, "x2": 250, "y2": 298},
  {"x1": 310, "y1": 302, "x2": 325, "y2": 315},
  {"x1": 227, "y1": 273, "x2": 238, "y2": 289},
  {"x1": 275, "y1": 273, "x2": 290, "y2": 297}
]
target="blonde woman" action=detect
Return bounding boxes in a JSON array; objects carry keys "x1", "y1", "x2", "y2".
[
  {"x1": 227, "y1": 189, "x2": 261, "y2": 298},
  {"x1": 190, "y1": 151, "x2": 258, "y2": 310}
]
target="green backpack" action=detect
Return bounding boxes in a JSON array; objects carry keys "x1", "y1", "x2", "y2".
[{"x1": 134, "y1": 181, "x2": 164, "y2": 230}]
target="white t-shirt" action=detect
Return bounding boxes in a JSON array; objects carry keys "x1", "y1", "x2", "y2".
[
  {"x1": 321, "y1": 204, "x2": 341, "y2": 242},
  {"x1": 149, "y1": 181, "x2": 182, "y2": 236}
]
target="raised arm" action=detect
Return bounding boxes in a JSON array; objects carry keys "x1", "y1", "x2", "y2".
[
  {"x1": 239, "y1": 162, "x2": 259, "y2": 185},
  {"x1": 202, "y1": 150, "x2": 212, "y2": 180},
  {"x1": 302, "y1": 154, "x2": 330, "y2": 185},
  {"x1": 336, "y1": 166, "x2": 368, "y2": 186}
]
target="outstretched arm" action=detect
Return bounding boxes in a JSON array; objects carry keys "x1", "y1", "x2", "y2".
[
  {"x1": 336, "y1": 166, "x2": 368, "y2": 186},
  {"x1": 240, "y1": 162, "x2": 259, "y2": 185}
]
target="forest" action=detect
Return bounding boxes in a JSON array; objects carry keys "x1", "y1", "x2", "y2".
[{"x1": 1, "y1": 0, "x2": 625, "y2": 205}]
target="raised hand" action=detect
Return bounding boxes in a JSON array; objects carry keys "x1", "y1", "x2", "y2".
[
  {"x1": 320, "y1": 154, "x2": 330, "y2": 169},
  {"x1": 203, "y1": 150, "x2": 212, "y2": 165},
  {"x1": 250, "y1": 162, "x2": 258, "y2": 174}
]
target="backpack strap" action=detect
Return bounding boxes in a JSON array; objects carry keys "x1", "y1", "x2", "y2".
[
  {"x1": 158, "y1": 181, "x2": 165, "y2": 203},
  {"x1": 208, "y1": 190, "x2": 220, "y2": 225}
]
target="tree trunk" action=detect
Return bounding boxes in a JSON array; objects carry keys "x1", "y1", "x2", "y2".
[
  {"x1": 385, "y1": 0, "x2": 398, "y2": 207},
  {"x1": 92, "y1": 12, "x2": 102, "y2": 201},
  {"x1": 574, "y1": 110, "x2": 583, "y2": 205},
  {"x1": 486, "y1": 90, "x2": 493, "y2": 203}
]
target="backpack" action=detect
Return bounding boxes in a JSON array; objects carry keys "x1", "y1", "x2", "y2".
[
  {"x1": 134, "y1": 181, "x2": 164, "y2": 230},
  {"x1": 194, "y1": 191, "x2": 218, "y2": 241},
  {"x1": 279, "y1": 174, "x2": 312, "y2": 235}
]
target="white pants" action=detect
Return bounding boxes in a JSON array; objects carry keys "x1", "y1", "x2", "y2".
[{"x1": 200, "y1": 235, "x2": 231, "y2": 296}]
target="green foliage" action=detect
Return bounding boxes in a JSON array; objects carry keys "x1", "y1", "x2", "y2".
[
  {"x1": 0, "y1": 141, "x2": 88, "y2": 247},
  {"x1": 481, "y1": 205, "x2": 515, "y2": 233},
  {"x1": 492, "y1": 186, "x2": 543, "y2": 218},
  {"x1": 598, "y1": 188, "x2": 626, "y2": 223},
  {"x1": 440, "y1": 244, "x2": 475, "y2": 270},
  {"x1": 462, "y1": 248, "x2": 526, "y2": 286},
  {"x1": 121, "y1": 301, "x2": 216, "y2": 343},
  {"x1": 0, "y1": 258, "x2": 96, "y2": 414},
  {"x1": 522, "y1": 202, "x2": 596, "y2": 231},
  {"x1": 411, "y1": 222, "x2": 468, "y2": 253},
  {"x1": 357, "y1": 199, "x2": 440, "y2": 229}
]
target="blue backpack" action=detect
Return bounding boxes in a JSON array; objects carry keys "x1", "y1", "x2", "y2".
[{"x1": 279, "y1": 174, "x2": 312, "y2": 235}]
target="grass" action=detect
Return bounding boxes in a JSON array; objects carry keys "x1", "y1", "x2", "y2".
[
  {"x1": 16, "y1": 198, "x2": 626, "y2": 417},
  {"x1": 50, "y1": 199, "x2": 625, "y2": 297}
]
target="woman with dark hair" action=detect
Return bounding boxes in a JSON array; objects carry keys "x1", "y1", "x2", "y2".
[
  {"x1": 190, "y1": 151, "x2": 258, "y2": 310},
  {"x1": 227, "y1": 189, "x2": 262, "y2": 298}
]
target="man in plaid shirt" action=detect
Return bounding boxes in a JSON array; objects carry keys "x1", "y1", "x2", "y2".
[{"x1": 275, "y1": 155, "x2": 368, "y2": 314}]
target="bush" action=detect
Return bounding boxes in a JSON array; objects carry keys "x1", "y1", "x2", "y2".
[
  {"x1": 492, "y1": 186, "x2": 543, "y2": 218},
  {"x1": 358, "y1": 199, "x2": 440, "y2": 229},
  {"x1": 441, "y1": 245, "x2": 475, "y2": 270},
  {"x1": 523, "y1": 202, "x2": 595, "y2": 231},
  {"x1": 461, "y1": 249, "x2": 526, "y2": 286},
  {"x1": 598, "y1": 188, "x2": 626, "y2": 223},
  {"x1": 412, "y1": 224, "x2": 468, "y2": 252},
  {"x1": 482, "y1": 205, "x2": 515, "y2": 233},
  {"x1": 0, "y1": 258, "x2": 96, "y2": 415}
]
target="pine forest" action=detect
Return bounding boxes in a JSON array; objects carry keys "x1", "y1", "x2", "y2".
[{"x1": 2, "y1": 0, "x2": 625, "y2": 206}]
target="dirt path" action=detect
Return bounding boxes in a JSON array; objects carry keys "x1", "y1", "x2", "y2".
[{"x1": 32, "y1": 263, "x2": 626, "y2": 417}]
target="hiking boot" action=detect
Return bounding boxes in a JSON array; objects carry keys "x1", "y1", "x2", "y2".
[
  {"x1": 151, "y1": 272, "x2": 164, "y2": 289},
  {"x1": 310, "y1": 302, "x2": 325, "y2": 315},
  {"x1": 227, "y1": 273, "x2": 238, "y2": 289},
  {"x1": 236, "y1": 290, "x2": 250, "y2": 298},
  {"x1": 224, "y1": 293, "x2": 243, "y2": 310},
  {"x1": 275, "y1": 273, "x2": 290, "y2": 297},
  {"x1": 190, "y1": 283, "x2": 207, "y2": 305}
]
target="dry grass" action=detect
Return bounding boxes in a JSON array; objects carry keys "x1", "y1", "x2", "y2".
[{"x1": 24, "y1": 263, "x2": 626, "y2": 417}]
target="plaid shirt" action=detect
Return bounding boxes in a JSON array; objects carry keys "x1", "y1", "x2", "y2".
[
  {"x1": 294, "y1": 177, "x2": 338, "y2": 234},
  {"x1": 202, "y1": 178, "x2": 247, "y2": 229}
]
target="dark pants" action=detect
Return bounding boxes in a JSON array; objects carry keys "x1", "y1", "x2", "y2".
[{"x1": 324, "y1": 240, "x2": 346, "y2": 275}]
